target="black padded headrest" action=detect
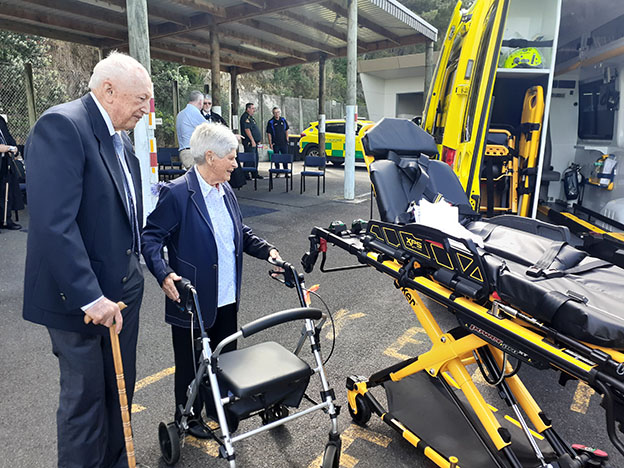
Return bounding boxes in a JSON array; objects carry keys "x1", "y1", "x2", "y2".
[{"x1": 362, "y1": 117, "x2": 438, "y2": 159}]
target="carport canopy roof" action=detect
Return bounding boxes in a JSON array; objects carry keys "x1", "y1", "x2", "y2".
[{"x1": 0, "y1": 0, "x2": 437, "y2": 74}]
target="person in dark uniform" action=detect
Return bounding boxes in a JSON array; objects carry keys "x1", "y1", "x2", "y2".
[
  {"x1": 0, "y1": 114, "x2": 25, "y2": 231},
  {"x1": 266, "y1": 107, "x2": 290, "y2": 172},
  {"x1": 240, "y1": 102, "x2": 263, "y2": 179},
  {"x1": 201, "y1": 94, "x2": 227, "y2": 126}
]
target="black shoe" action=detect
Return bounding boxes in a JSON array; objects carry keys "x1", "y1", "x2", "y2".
[
  {"x1": 186, "y1": 418, "x2": 212, "y2": 439},
  {"x1": 253, "y1": 174, "x2": 264, "y2": 179},
  {"x1": 1, "y1": 220, "x2": 21, "y2": 230}
]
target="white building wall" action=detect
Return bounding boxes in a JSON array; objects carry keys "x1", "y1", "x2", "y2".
[{"x1": 360, "y1": 73, "x2": 425, "y2": 122}]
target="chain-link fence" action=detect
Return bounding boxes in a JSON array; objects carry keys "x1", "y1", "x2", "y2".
[
  {"x1": 0, "y1": 62, "x2": 90, "y2": 143},
  {"x1": 1, "y1": 62, "x2": 346, "y2": 149}
]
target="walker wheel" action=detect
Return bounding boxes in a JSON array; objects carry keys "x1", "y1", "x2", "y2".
[
  {"x1": 321, "y1": 440, "x2": 341, "y2": 468},
  {"x1": 348, "y1": 394, "x2": 371, "y2": 426},
  {"x1": 159, "y1": 421, "x2": 181, "y2": 465},
  {"x1": 260, "y1": 404, "x2": 290, "y2": 425}
]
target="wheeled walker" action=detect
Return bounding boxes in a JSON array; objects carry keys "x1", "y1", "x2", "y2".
[{"x1": 158, "y1": 259, "x2": 341, "y2": 467}]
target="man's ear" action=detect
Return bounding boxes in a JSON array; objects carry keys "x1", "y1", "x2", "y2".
[{"x1": 101, "y1": 80, "x2": 115, "y2": 103}]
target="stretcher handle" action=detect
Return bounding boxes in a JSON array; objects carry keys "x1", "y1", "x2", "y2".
[{"x1": 240, "y1": 307, "x2": 323, "y2": 338}]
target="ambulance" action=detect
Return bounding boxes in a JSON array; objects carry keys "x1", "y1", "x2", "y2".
[
  {"x1": 422, "y1": 0, "x2": 624, "y2": 264},
  {"x1": 298, "y1": 118, "x2": 374, "y2": 165}
]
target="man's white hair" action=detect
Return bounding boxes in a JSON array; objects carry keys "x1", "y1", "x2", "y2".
[
  {"x1": 188, "y1": 90, "x2": 204, "y2": 103},
  {"x1": 88, "y1": 51, "x2": 148, "y2": 90},
  {"x1": 190, "y1": 123, "x2": 238, "y2": 165}
]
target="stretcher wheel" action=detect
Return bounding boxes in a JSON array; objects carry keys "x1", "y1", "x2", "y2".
[
  {"x1": 321, "y1": 440, "x2": 341, "y2": 468},
  {"x1": 159, "y1": 421, "x2": 181, "y2": 465},
  {"x1": 348, "y1": 394, "x2": 371, "y2": 426}
]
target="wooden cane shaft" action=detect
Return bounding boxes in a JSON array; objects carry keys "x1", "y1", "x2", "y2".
[
  {"x1": 109, "y1": 326, "x2": 136, "y2": 468},
  {"x1": 82, "y1": 302, "x2": 135, "y2": 467}
]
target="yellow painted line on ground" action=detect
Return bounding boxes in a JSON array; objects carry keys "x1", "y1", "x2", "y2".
[
  {"x1": 383, "y1": 326, "x2": 427, "y2": 360},
  {"x1": 307, "y1": 424, "x2": 392, "y2": 468},
  {"x1": 322, "y1": 308, "x2": 366, "y2": 339},
  {"x1": 131, "y1": 404, "x2": 146, "y2": 414},
  {"x1": 571, "y1": 381, "x2": 594, "y2": 414},
  {"x1": 135, "y1": 366, "x2": 175, "y2": 392},
  {"x1": 186, "y1": 436, "x2": 220, "y2": 457}
]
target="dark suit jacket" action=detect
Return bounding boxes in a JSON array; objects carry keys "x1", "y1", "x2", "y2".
[
  {"x1": 141, "y1": 166, "x2": 273, "y2": 329},
  {"x1": 23, "y1": 94, "x2": 143, "y2": 335},
  {"x1": 0, "y1": 115, "x2": 17, "y2": 146}
]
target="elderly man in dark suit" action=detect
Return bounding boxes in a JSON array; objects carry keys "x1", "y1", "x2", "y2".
[
  {"x1": 142, "y1": 122, "x2": 281, "y2": 437},
  {"x1": 23, "y1": 52, "x2": 152, "y2": 468}
]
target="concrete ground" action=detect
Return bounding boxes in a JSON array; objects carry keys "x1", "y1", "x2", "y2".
[{"x1": 1, "y1": 160, "x2": 620, "y2": 468}]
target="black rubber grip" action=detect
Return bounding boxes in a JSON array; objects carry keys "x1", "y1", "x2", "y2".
[
  {"x1": 175, "y1": 277, "x2": 193, "y2": 296},
  {"x1": 240, "y1": 307, "x2": 323, "y2": 338}
]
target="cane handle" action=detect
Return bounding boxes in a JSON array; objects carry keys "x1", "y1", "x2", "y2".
[{"x1": 83, "y1": 301, "x2": 127, "y2": 325}]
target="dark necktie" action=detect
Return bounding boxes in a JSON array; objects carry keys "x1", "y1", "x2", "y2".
[{"x1": 112, "y1": 133, "x2": 140, "y2": 255}]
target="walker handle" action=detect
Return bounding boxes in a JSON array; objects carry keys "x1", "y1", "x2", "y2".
[{"x1": 240, "y1": 307, "x2": 323, "y2": 338}]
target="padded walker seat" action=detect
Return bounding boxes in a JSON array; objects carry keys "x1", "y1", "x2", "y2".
[{"x1": 217, "y1": 341, "x2": 312, "y2": 398}]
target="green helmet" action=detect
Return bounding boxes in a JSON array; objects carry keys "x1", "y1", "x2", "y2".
[{"x1": 503, "y1": 47, "x2": 544, "y2": 69}]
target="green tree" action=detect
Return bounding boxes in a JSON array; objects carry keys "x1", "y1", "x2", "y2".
[{"x1": 0, "y1": 31, "x2": 68, "y2": 142}]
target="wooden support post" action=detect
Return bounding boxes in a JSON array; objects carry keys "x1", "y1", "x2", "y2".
[
  {"x1": 23, "y1": 62, "x2": 36, "y2": 127},
  {"x1": 298, "y1": 95, "x2": 303, "y2": 134},
  {"x1": 172, "y1": 79, "x2": 180, "y2": 146},
  {"x1": 424, "y1": 40, "x2": 434, "y2": 102},
  {"x1": 230, "y1": 67, "x2": 239, "y2": 131},
  {"x1": 126, "y1": 0, "x2": 155, "y2": 218},
  {"x1": 211, "y1": 27, "x2": 221, "y2": 108}
]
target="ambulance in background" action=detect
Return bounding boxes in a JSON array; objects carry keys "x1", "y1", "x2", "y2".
[{"x1": 422, "y1": 0, "x2": 624, "y2": 259}]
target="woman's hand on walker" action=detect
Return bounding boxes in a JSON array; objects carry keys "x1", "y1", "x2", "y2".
[{"x1": 162, "y1": 272, "x2": 182, "y2": 302}]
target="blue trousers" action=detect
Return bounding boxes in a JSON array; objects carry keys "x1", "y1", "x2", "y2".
[{"x1": 48, "y1": 256, "x2": 143, "y2": 468}]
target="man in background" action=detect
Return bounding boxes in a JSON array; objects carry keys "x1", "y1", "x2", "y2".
[
  {"x1": 266, "y1": 106, "x2": 290, "y2": 173},
  {"x1": 201, "y1": 93, "x2": 227, "y2": 126},
  {"x1": 240, "y1": 102, "x2": 263, "y2": 179},
  {"x1": 176, "y1": 90, "x2": 205, "y2": 169},
  {"x1": 23, "y1": 51, "x2": 151, "y2": 468},
  {"x1": 0, "y1": 114, "x2": 24, "y2": 231}
]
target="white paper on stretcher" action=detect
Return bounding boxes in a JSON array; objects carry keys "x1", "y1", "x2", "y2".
[{"x1": 417, "y1": 200, "x2": 484, "y2": 248}]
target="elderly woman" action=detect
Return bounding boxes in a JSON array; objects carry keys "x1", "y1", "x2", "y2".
[{"x1": 142, "y1": 122, "x2": 281, "y2": 438}]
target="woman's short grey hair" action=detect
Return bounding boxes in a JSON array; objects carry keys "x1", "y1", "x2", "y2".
[
  {"x1": 188, "y1": 90, "x2": 204, "y2": 103},
  {"x1": 190, "y1": 123, "x2": 238, "y2": 164},
  {"x1": 88, "y1": 51, "x2": 147, "y2": 90}
]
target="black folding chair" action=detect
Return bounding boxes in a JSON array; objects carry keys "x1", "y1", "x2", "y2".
[
  {"x1": 237, "y1": 152, "x2": 258, "y2": 190},
  {"x1": 300, "y1": 155, "x2": 326, "y2": 195},
  {"x1": 268, "y1": 153, "x2": 293, "y2": 192},
  {"x1": 157, "y1": 148, "x2": 185, "y2": 181}
]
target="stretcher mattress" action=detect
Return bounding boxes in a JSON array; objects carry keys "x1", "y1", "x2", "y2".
[{"x1": 469, "y1": 221, "x2": 624, "y2": 348}]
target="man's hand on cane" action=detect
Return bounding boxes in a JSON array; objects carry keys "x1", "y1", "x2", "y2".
[{"x1": 85, "y1": 298, "x2": 123, "y2": 334}]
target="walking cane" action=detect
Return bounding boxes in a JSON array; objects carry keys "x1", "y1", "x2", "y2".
[
  {"x1": 84, "y1": 302, "x2": 136, "y2": 468},
  {"x1": 3, "y1": 180, "x2": 8, "y2": 226},
  {"x1": 3, "y1": 153, "x2": 11, "y2": 225}
]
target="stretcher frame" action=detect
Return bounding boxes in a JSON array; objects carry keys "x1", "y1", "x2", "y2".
[{"x1": 302, "y1": 220, "x2": 624, "y2": 467}]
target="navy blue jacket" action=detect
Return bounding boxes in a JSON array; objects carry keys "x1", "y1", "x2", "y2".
[
  {"x1": 141, "y1": 167, "x2": 273, "y2": 329},
  {"x1": 23, "y1": 94, "x2": 143, "y2": 335}
]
